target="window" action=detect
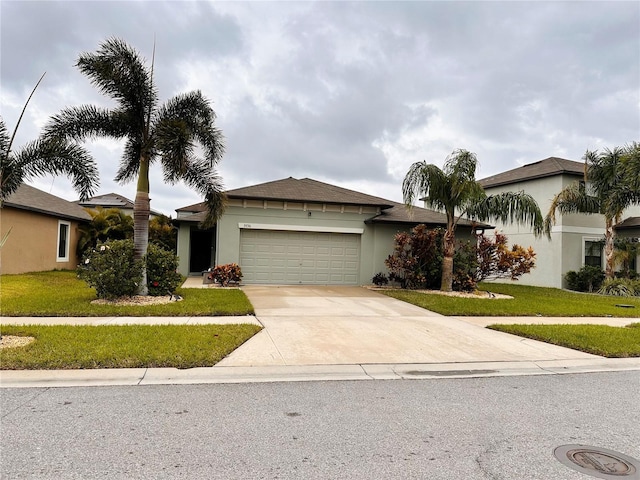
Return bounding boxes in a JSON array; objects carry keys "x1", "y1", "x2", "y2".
[
  {"x1": 584, "y1": 240, "x2": 602, "y2": 268},
  {"x1": 57, "y1": 221, "x2": 70, "y2": 262}
]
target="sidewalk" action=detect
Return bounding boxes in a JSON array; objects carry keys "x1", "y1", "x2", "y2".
[{"x1": 2, "y1": 313, "x2": 639, "y2": 388}]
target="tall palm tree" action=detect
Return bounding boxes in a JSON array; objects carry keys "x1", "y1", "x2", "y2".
[
  {"x1": 1, "y1": 74, "x2": 99, "y2": 204},
  {"x1": 44, "y1": 38, "x2": 226, "y2": 294},
  {"x1": 545, "y1": 147, "x2": 636, "y2": 279},
  {"x1": 403, "y1": 149, "x2": 544, "y2": 291}
]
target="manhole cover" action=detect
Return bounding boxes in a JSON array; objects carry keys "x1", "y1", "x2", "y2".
[{"x1": 554, "y1": 445, "x2": 640, "y2": 479}]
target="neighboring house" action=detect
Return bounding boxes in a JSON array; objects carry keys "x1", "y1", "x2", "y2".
[
  {"x1": 75, "y1": 192, "x2": 162, "y2": 218},
  {"x1": 479, "y1": 157, "x2": 640, "y2": 288},
  {"x1": 1, "y1": 184, "x2": 91, "y2": 274},
  {"x1": 175, "y1": 177, "x2": 486, "y2": 284}
]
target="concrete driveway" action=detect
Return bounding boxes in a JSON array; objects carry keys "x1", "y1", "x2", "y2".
[{"x1": 217, "y1": 286, "x2": 598, "y2": 366}]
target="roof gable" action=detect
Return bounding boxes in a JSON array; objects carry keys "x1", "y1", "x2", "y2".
[
  {"x1": 227, "y1": 177, "x2": 394, "y2": 207},
  {"x1": 479, "y1": 157, "x2": 585, "y2": 188},
  {"x1": 3, "y1": 184, "x2": 91, "y2": 222},
  {"x1": 76, "y1": 192, "x2": 163, "y2": 216},
  {"x1": 177, "y1": 177, "x2": 395, "y2": 213},
  {"x1": 76, "y1": 192, "x2": 134, "y2": 209}
]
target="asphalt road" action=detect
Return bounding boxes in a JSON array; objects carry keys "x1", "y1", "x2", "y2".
[{"x1": 2, "y1": 372, "x2": 639, "y2": 479}]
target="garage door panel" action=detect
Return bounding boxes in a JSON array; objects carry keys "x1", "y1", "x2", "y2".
[{"x1": 240, "y1": 230, "x2": 360, "y2": 285}]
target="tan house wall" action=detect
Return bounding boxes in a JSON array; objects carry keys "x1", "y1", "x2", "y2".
[{"x1": 0, "y1": 208, "x2": 83, "y2": 274}]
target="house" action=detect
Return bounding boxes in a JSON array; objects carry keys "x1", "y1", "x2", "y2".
[
  {"x1": 175, "y1": 177, "x2": 486, "y2": 284},
  {"x1": 1, "y1": 184, "x2": 91, "y2": 274},
  {"x1": 75, "y1": 192, "x2": 163, "y2": 218},
  {"x1": 479, "y1": 157, "x2": 640, "y2": 288}
]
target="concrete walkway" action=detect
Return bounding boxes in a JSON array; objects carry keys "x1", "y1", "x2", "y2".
[{"x1": 2, "y1": 284, "x2": 639, "y2": 387}]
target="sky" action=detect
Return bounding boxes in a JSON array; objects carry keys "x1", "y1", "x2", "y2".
[{"x1": 1, "y1": 1, "x2": 639, "y2": 216}]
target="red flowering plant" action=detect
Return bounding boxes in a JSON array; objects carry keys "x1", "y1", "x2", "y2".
[{"x1": 208, "y1": 263, "x2": 243, "y2": 287}]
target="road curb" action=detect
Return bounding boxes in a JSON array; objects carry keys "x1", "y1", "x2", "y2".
[{"x1": 2, "y1": 358, "x2": 639, "y2": 388}]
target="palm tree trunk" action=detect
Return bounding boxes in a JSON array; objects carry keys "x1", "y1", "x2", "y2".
[
  {"x1": 440, "y1": 228, "x2": 455, "y2": 292},
  {"x1": 604, "y1": 216, "x2": 615, "y2": 280},
  {"x1": 134, "y1": 155, "x2": 150, "y2": 295}
]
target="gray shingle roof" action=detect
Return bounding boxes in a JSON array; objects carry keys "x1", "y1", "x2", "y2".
[
  {"x1": 76, "y1": 192, "x2": 134, "y2": 209},
  {"x1": 479, "y1": 157, "x2": 585, "y2": 188},
  {"x1": 177, "y1": 177, "x2": 395, "y2": 213},
  {"x1": 176, "y1": 177, "x2": 488, "y2": 228},
  {"x1": 615, "y1": 216, "x2": 640, "y2": 230},
  {"x1": 3, "y1": 184, "x2": 91, "y2": 222},
  {"x1": 76, "y1": 192, "x2": 163, "y2": 216},
  {"x1": 366, "y1": 201, "x2": 486, "y2": 228}
]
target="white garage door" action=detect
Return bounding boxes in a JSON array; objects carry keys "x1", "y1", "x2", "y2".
[{"x1": 240, "y1": 230, "x2": 361, "y2": 285}]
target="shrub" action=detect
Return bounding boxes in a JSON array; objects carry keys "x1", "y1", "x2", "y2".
[
  {"x1": 598, "y1": 278, "x2": 640, "y2": 297},
  {"x1": 565, "y1": 265, "x2": 605, "y2": 292},
  {"x1": 78, "y1": 240, "x2": 143, "y2": 299},
  {"x1": 474, "y1": 232, "x2": 536, "y2": 282},
  {"x1": 208, "y1": 263, "x2": 243, "y2": 286},
  {"x1": 372, "y1": 272, "x2": 389, "y2": 286},
  {"x1": 385, "y1": 226, "x2": 478, "y2": 291},
  {"x1": 145, "y1": 243, "x2": 183, "y2": 296}
]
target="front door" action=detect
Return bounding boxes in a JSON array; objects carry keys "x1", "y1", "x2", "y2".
[{"x1": 189, "y1": 227, "x2": 215, "y2": 273}]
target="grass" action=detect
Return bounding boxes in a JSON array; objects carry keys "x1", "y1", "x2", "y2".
[
  {"x1": 380, "y1": 282, "x2": 640, "y2": 317},
  {"x1": 0, "y1": 271, "x2": 254, "y2": 316},
  {"x1": 488, "y1": 323, "x2": 640, "y2": 358},
  {"x1": 0, "y1": 324, "x2": 262, "y2": 369}
]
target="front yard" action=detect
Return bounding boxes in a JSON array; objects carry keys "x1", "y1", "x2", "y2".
[
  {"x1": 381, "y1": 282, "x2": 640, "y2": 317},
  {"x1": 0, "y1": 270, "x2": 260, "y2": 370},
  {"x1": 0, "y1": 270, "x2": 254, "y2": 316}
]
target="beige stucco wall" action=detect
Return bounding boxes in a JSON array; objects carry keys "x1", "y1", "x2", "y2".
[{"x1": 0, "y1": 208, "x2": 83, "y2": 274}]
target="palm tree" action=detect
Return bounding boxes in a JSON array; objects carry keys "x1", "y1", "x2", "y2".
[
  {"x1": 44, "y1": 38, "x2": 226, "y2": 294},
  {"x1": 403, "y1": 149, "x2": 544, "y2": 291},
  {"x1": 1, "y1": 74, "x2": 99, "y2": 204},
  {"x1": 545, "y1": 147, "x2": 637, "y2": 280}
]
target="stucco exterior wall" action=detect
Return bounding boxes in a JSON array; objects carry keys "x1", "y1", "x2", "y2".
[
  {"x1": 211, "y1": 203, "x2": 379, "y2": 282},
  {"x1": 1, "y1": 208, "x2": 83, "y2": 274},
  {"x1": 482, "y1": 175, "x2": 640, "y2": 288}
]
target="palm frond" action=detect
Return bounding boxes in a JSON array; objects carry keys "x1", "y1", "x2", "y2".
[
  {"x1": 9, "y1": 138, "x2": 99, "y2": 201},
  {"x1": 621, "y1": 141, "x2": 640, "y2": 194},
  {"x1": 0, "y1": 117, "x2": 10, "y2": 157},
  {"x1": 154, "y1": 91, "x2": 225, "y2": 168},
  {"x1": 114, "y1": 137, "x2": 143, "y2": 183},
  {"x1": 544, "y1": 181, "x2": 601, "y2": 235},
  {"x1": 43, "y1": 105, "x2": 127, "y2": 142},
  {"x1": 470, "y1": 191, "x2": 545, "y2": 237},
  {"x1": 586, "y1": 146, "x2": 624, "y2": 200},
  {"x1": 402, "y1": 161, "x2": 448, "y2": 210},
  {"x1": 76, "y1": 37, "x2": 157, "y2": 116},
  {"x1": 177, "y1": 158, "x2": 227, "y2": 228}
]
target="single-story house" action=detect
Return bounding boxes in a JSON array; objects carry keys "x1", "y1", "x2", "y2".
[
  {"x1": 479, "y1": 157, "x2": 640, "y2": 288},
  {"x1": 75, "y1": 192, "x2": 163, "y2": 218},
  {"x1": 1, "y1": 184, "x2": 91, "y2": 274},
  {"x1": 175, "y1": 177, "x2": 486, "y2": 284}
]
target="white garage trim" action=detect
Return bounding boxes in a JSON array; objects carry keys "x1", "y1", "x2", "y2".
[
  {"x1": 240, "y1": 230, "x2": 361, "y2": 285},
  {"x1": 238, "y1": 222, "x2": 364, "y2": 234}
]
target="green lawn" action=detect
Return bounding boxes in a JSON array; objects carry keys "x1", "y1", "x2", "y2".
[
  {"x1": 0, "y1": 271, "x2": 254, "y2": 316},
  {"x1": 381, "y1": 282, "x2": 640, "y2": 317},
  {"x1": 488, "y1": 323, "x2": 640, "y2": 357},
  {"x1": 0, "y1": 324, "x2": 262, "y2": 369}
]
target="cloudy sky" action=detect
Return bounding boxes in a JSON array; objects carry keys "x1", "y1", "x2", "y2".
[{"x1": 1, "y1": 1, "x2": 638, "y2": 215}]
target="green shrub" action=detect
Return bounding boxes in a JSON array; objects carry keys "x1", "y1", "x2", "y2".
[
  {"x1": 598, "y1": 278, "x2": 640, "y2": 297},
  {"x1": 145, "y1": 243, "x2": 183, "y2": 296},
  {"x1": 565, "y1": 265, "x2": 605, "y2": 292},
  {"x1": 208, "y1": 263, "x2": 243, "y2": 286},
  {"x1": 78, "y1": 240, "x2": 143, "y2": 299}
]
